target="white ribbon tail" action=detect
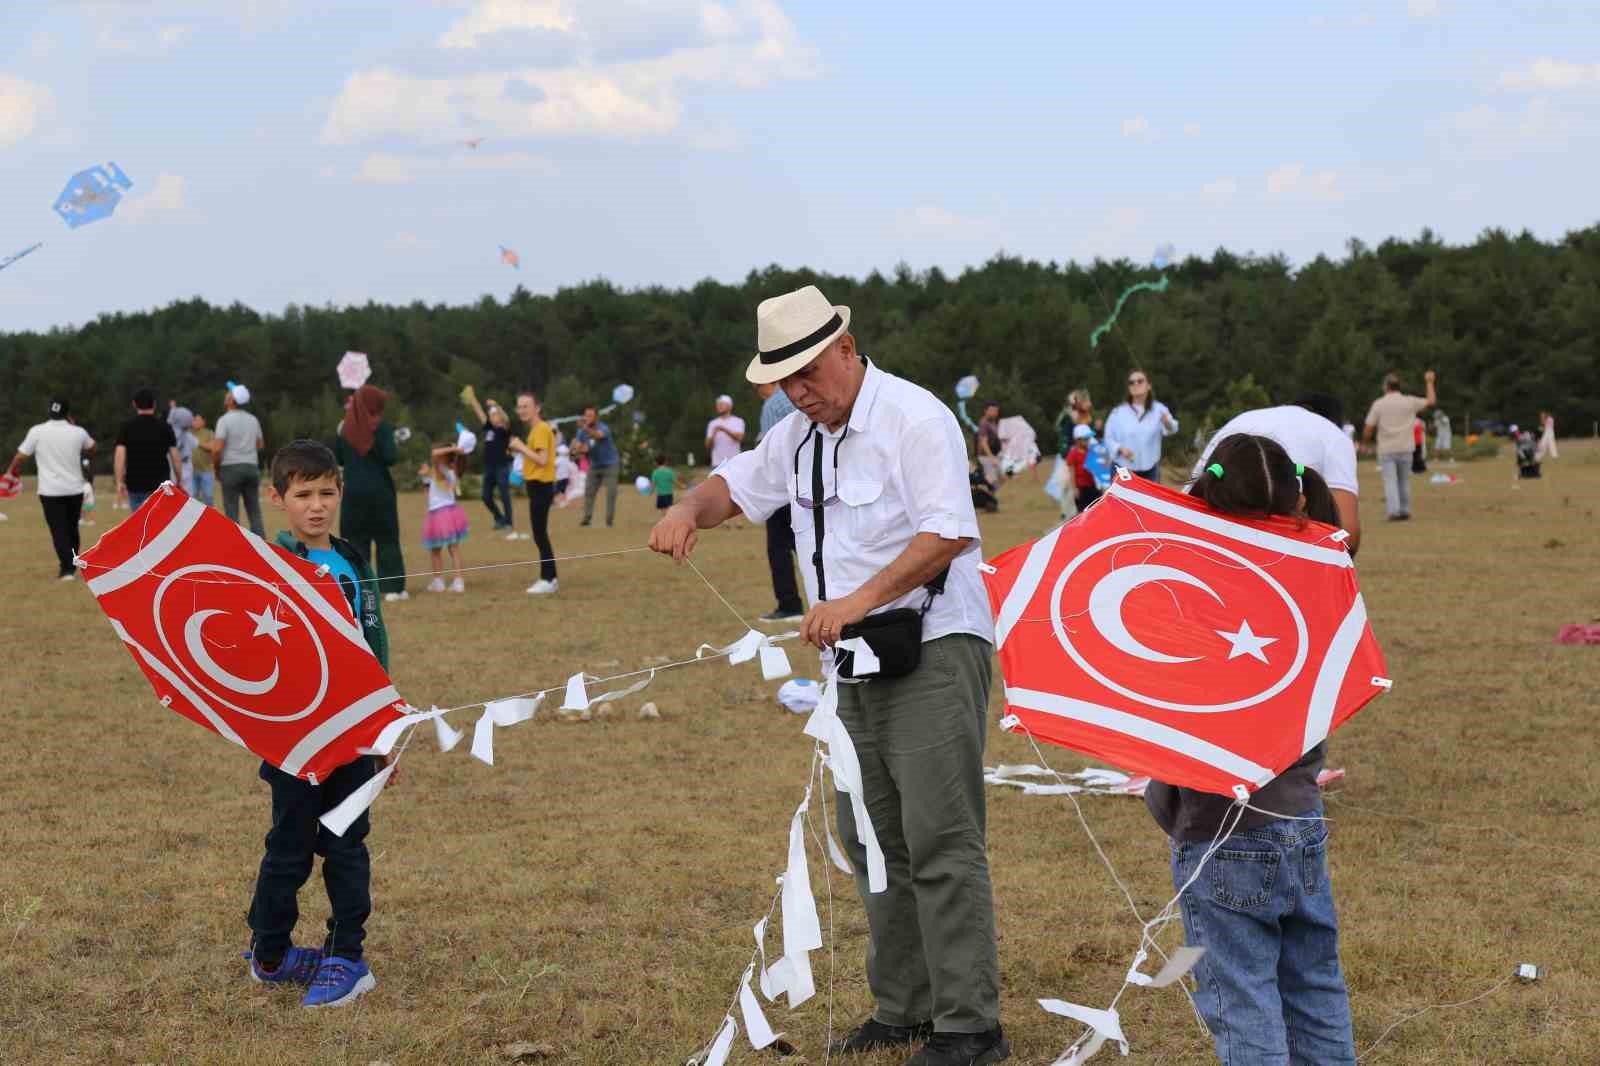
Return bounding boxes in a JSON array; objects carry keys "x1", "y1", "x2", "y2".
[
  {"x1": 835, "y1": 635, "x2": 880, "y2": 677},
  {"x1": 588, "y1": 669, "x2": 655, "y2": 706},
  {"x1": 360, "y1": 705, "x2": 437, "y2": 756},
  {"x1": 739, "y1": 965, "x2": 781, "y2": 1049},
  {"x1": 319, "y1": 763, "x2": 395, "y2": 837},
  {"x1": 759, "y1": 644, "x2": 792, "y2": 681},
  {"x1": 1039, "y1": 999, "x2": 1128, "y2": 1064},
  {"x1": 561, "y1": 672, "x2": 590, "y2": 711},
  {"x1": 1127, "y1": 945, "x2": 1204, "y2": 988},
  {"x1": 702, "y1": 1014, "x2": 737, "y2": 1066},
  {"x1": 432, "y1": 709, "x2": 464, "y2": 753}
]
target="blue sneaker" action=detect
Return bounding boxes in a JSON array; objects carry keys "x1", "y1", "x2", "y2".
[
  {"x1": 247, "y1": 944, "x2": 324, "y2": 985},
  {"x1": 301, "y1": 955, "x2": 376, "y2": 1008}
]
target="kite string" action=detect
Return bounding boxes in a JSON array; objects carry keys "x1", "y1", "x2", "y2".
[
  {"x1": 76, "y1": 544, "x2": 656, "y2": 588},
  {"x1": 1356, "y1": 975, "x2": 1515, "y2": 1062}
]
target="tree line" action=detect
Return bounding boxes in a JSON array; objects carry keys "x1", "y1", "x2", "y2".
[{"x1": 3, "y1": 223, "x2": 1596, "y2": 479}]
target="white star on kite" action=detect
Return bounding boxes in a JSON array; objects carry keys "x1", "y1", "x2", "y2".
[
  {"x1": 246, "y1": 603, "x2": 292, "y2": 644},
  {"x1": 1215, "y1": 619, "x2": 1276, "y2": 663}
]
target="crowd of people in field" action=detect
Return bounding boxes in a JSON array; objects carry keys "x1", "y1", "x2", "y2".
[{"x1": 1, "y1": 300, "x2": 1573, "y2": 1060}]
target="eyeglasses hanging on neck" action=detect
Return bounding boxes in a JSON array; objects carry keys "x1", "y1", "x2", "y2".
[{"x1": 793, "y1": 423, "x2": 848, "y2": 510}]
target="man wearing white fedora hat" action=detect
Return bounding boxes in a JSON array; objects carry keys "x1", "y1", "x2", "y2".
[{"x1": 650, "y1": 285, "x2": 1006, "y2": 1066}]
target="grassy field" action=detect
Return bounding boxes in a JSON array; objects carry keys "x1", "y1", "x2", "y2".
[{"x1": 1, "y1": 443, "x2": 1596, "y2": 1065}]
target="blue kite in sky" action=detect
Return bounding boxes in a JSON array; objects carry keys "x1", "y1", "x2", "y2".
[{"x1": 53, "y1": 163, "x2": 134, "y2": 229}]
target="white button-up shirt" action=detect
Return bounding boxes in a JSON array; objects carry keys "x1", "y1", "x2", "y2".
[
  {"x1": 715, "y1": 360, "x2": 994, "y2": 647},
  {"x1": 1104, "y1": 401, "x2": 1178, "y2": 472}
]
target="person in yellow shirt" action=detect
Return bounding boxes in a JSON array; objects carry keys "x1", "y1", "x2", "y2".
[{"x1": 510, "y1": 390, "x2": 559, "y2": 595}]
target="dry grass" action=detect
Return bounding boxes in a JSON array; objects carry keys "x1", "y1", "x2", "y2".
[{"x1": 1, "y1": 445, "x2": 1597, "y2": 1065}]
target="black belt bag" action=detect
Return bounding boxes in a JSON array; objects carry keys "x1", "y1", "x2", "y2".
[
  {"x1": 800, "y1": 422, "x2": 948, "y2": 681},
  {"x1": 837, "y1": 577, "x2": 946, "y2": 680}
]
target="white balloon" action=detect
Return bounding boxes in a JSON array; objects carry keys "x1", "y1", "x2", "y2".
[
  {"x1": 955, "y1": 375, "x2": 979, "y2": 399},
  {"x1": 635, "y1": 475, "x2": 652, "y2": 495}
]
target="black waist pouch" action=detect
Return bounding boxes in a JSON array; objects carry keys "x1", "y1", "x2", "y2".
[{"x1": 838, "y1": 607, "x2": 924, "y2": 680}]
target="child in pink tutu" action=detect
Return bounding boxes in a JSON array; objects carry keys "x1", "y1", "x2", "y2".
[{"x1": 419, "y1": 444, "x2": 468, "y2": 592}]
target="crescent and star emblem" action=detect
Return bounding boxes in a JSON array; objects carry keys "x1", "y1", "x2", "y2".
[
  {"x1": 182, "y1": 604, "x2": 292, "y2": 696},
  {"x1": 1087, "y1": 563, "x2": 1278, "y2": 665}
]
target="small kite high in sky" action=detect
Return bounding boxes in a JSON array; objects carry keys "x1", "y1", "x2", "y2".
[
  {"x1": 499, "y1": 245, "x2": 520, "y2": 270},
  {"x1": 463, "y1": 137, "x2": 485, "y2": 150},
  {"x1": 0, "y1": 242, "x2": 42, "y2": 273},
  {"x1": 984, "y1": 472, "x2": 1388, "y2": 796},
  {"x1": 53, "y1": 162, "x2": 134, "y2": 229}
]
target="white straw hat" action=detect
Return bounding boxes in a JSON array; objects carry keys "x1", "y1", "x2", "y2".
[{"x1": 747, "y1": 285, "x2": 851, "y2": 385}]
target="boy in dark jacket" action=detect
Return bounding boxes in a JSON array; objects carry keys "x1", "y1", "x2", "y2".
[{"x1": 248, "y1": 439, "x2": 392, "y2": 1007}]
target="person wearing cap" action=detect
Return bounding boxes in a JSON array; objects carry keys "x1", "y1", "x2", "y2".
[
  {"x1": 213, "y1": 382, "x2": 266, "y2": 536},
  {"x1": 114, "y1": 387, "x2": 182, "y2": 512},
  {"x1": 704, "y1": 394, "x2": 746, "y2": 471},
  {"x1": 8, "y1": 398, "x2": 96, "y2": 580},
  {"x1": 649, "y1": 286, "x2": 1007, "y2": 1066},
  {"x1": 1361, "y1": 370, "x2": 1437, "y2": 521}
]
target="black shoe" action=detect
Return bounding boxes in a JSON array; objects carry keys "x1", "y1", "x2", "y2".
[
  {"x1": 579, "y1": 519, "x2": 592, "y2": 527},
  {"x1": 830, "y1": 1018, "x2": 934, "y2": 1056},
  {"x1": 760, "y1": 608, "x2": 804, "y2": 623},
  {"x1": 905, "y1": 1026, "x2": 1010, "y2": 1066}
]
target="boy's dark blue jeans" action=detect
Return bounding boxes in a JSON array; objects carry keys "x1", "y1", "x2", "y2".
[{"x1": 247, "y1": 756, "x2": 378, "y2": 966}]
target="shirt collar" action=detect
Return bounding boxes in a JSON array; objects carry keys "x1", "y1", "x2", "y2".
[{"x1": 846, "y1": 358, "x2": 883, "y2": 435}]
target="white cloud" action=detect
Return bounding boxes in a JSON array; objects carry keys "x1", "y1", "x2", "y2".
[
  {"x1": 355, "y1": 150, "x2": 557, "y2": 184},
  {"x1": 0, "y1": 75, "x2": 54, "y2": 150},
  {"x1": 1407, "y1": 0, "x2": 1440, "y2": 17},
  {"x1": 893, "y1": 205, "x2": 997, "y2": 241},
  {"x1": 93, "y1": 17, "x2": 194, "y2": 55},
  {"x1": 1265, "y1": 163, "x2": 1344, "y2": 201},
  {"x1": 324, "y1": 0, "x2": 816, "y2": 144},
  {"x1": 438, "y1": 0, "x2": 575, "y2": 49},
  {"x1": 1182, "y1": 122, "x2": 1201, "y2": 137},
  {"x1": 385, "y1": 231, "x2": 439, "y2": 252},
  {"x1": 120, "y1": 173, "x2": 197, "y2": 225},
  {"x1": 1497, "y1": 58, "x2": 1600, "y2": 91},
  {"x1": 1200, "y1": 177, "x2": 1237, "y2": 206},
  {"x1": 28, "y1": 32, "x2": 59, "y2": 60},
  {"x1": 1120, "y1": 116, "x2": 1155, "y2": 140},
  {"x1": 1443, "y1": 97, "x2": 1591, "y2": 158}
]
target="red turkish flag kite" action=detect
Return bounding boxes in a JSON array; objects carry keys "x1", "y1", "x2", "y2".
[
  {"x1": 80, "y1": 487, "x2": 409, "y2": 785},
  {"x1": 983, "y1": 472, "x2": 1389, "y2": 797}
]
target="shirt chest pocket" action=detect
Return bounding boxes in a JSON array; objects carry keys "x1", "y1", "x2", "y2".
[{"x1": 837, "y1": 478, "x2": 899, "y2": 547}]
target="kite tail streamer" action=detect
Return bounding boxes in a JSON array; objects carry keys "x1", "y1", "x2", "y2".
[
  {"x1": 1089, "y1": 275, "x2": 1169, "y2": 349},
  {"x1": 957, "y1": 398, "x2": 979, "y2": 433}
]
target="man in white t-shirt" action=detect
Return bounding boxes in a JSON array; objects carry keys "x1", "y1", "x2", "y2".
[
  {"x1": 8, "y1": 398, "x2": 96, "y2": 580},
  {"x1": 703, "y1": 394, "x2": 745, "y2": 469},
  {"x1": 1195, "y1": 394, "x2": 1362, "y2": 554}
]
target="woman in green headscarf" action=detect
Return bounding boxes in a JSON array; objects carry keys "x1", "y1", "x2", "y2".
[{"x1": 336, "y1": 384, "x2": 408, "y2": 601}]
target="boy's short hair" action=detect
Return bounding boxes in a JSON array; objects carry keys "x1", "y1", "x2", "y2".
[
  {"x1": 271, "y1": 439, "x2": 342, "y2": 493},
  {"x1": 654, "y1": 453, "x2": 667, "y2": 465},
  {"x1": 133, "y1": 387, "x2": 156, "y2": 410}
]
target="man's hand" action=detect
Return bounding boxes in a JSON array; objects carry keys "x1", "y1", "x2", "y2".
[
  {"x1": 801, "y1": 593, "x2": 870, "y2": 650},
  {"x1": 648, "y1": 505, "x2": 700, "y2": 562},
  {"x1": 1424, "y1": 370, "x2": 1436, "y2": 384},
  {"x1": 382, "y1": 751, "x2": 401, "y2": 788}
]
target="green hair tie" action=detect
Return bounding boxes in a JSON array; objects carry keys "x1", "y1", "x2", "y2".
[
  {"x1": 1206, "y1": 463, "x2": 1224, "y2": 479},
  {"x1": 1295, "y1": 463, "x2": 1305, "y2": 476}
]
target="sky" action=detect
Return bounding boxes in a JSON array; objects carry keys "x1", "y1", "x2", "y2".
[{"x1": 1, "y1": 0, "x2": 1597, "y2": 333}]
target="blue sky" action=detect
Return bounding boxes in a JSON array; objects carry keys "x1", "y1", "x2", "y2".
[{"x1": 2, "y1": 0, "x2": 1596, "y2": 333}]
